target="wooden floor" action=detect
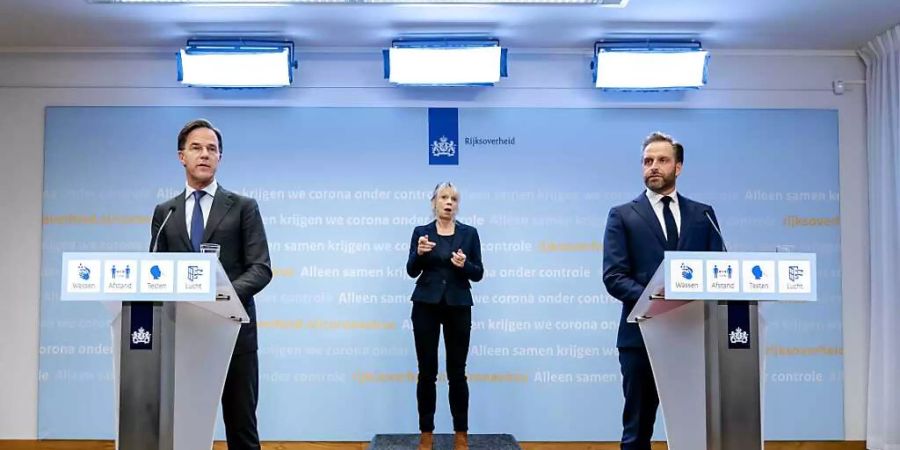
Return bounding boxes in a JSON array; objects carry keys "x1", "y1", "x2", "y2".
[{"x1": 0, "y1": 441, "x2": 867, "y2": 450}]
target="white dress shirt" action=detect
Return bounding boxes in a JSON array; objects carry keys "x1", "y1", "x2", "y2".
[
  {"x1": 645, "y1": 188, "x2": 681, "y2": 239},
  {"x1": 185, "y1": 179, "x2": 218, "y2": 239}
]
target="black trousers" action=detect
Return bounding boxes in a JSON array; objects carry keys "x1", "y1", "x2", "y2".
[
  {"x1": 222, "y1": 350, "x2": 260, "y2": 450},
  {"x1": 618, "y1": 347, "x2": 659, "y2": 450},
  {"x1": 412, "y1": 301, "x2": 472, "y2": 432}
]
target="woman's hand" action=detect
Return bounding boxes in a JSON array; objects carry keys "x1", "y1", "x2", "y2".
[
  {"x1": 417, "y1": 235, "x2": 436, "y2": 256},
  {"x1": 451, "y1": 249, "x2": 466, "y2": 268}
]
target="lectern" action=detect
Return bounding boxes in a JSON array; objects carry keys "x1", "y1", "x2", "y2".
[
  {"x1": 60, "y1": 252, "x2": 248, "y2": 450},
  {"x1": 628, "y1": 251, "x2": 816, "y2": 450}
]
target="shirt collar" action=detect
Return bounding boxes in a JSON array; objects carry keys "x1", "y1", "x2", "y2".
[
  {"x1": 185, "y1": 179, "x2": 218, "y2": 199},
  {"x1": 645, "y1": 188, "x2": 678, "y2": 206}
]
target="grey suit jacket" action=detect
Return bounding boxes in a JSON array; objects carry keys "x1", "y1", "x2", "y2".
[{"x1": 150, "y1": 185, "x2": 272, "y2": 354}]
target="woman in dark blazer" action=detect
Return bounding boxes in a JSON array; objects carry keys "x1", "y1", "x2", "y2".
[{"x1": 406, "y1": 182, "x2": 484, "y2": 450}]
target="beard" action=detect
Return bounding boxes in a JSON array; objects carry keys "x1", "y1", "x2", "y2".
[{"x1": 644, "y1": 171, "x2": 676, "y2": 193}]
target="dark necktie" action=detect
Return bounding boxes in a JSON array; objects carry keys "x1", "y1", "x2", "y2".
[
  {"x1": 190, "y1": 190, "x2": 206, "y2": 252},
  {"x1": 661, "y1": 195, "x2": 678, "y2": 251}
]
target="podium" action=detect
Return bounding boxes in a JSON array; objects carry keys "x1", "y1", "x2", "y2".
[
  {"x1": 628, "y1": 251, "x2": 816, "y2": 450},
  {"x1": 60, "y1": 252, "x2": 249, "y2": 450}
]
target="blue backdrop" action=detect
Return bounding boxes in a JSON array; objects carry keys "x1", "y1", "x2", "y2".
[{"x1": 39, "y1": 106, "x2": 843, "y2": 440}]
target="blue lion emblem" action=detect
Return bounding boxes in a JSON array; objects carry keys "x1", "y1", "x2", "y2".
[{"x1": 150, "y1": 265, "x2": 162, "y2": 280}]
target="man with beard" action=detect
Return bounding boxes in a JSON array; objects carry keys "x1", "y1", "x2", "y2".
[{"x1": 602, "y1": 132, "x2": 724, "y2": 450}]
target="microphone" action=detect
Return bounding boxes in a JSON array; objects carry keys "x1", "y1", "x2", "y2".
[
  {"x1": 151, "y1": 206, "x2": 176, "y2": 253},
  {"x1": 704, "y1": 209, "x2": 728, "y2": 252}
]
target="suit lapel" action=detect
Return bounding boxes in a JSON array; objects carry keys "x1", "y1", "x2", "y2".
[
  {"x1": 424, "y1": 220, "x2": 438, "y2": 239},
  {"x1": 631, "y1": 193, "x2": 666, "y2": 248},
  {"x1": 450, "y1": 221, "x2": 464, "y2": 253},
  {"x1": 676, "y1": 194, "x2": 693, "y2": 251},
  {"x1": 203, "y1": 186, "x2": 235, "y2": 243},
  {"x1": 172, "y1": 190, "x2": 192, "y2": 250}
]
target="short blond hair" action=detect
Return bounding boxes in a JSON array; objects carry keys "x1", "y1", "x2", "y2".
[{"x1": 430, "y1": 182, "x2": 460, "y2": 217}]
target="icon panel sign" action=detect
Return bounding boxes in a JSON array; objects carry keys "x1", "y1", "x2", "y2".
[
  {"x1": 177, "y1": 260, "x2": 212, "y2": 294},
  {"x1": 61, "y1": 253, "x2": 217, "y2": 301},
  {"x1": 706, "y1": 259, "x2": 740, "y2": 293},
  {"x1": 67, "y1": 260, "x2": 101, "y2": 293},
  {"x1": 778, "y1": 260, "x2": 812, "y2": 293},
  {"x1": 104, "y1": 260, "x2": 138, "y2": 293},
  {"x1": 141, "y1": 260, "x2": 174, "y2": 294},
  {"x1": 663, "y1": 252, "x2": 815, "y2": 301},
  {"x1": 669, "y1": 259, "x2": 704, "y2": 293},
  {"x1": 742, "y1": 260, "x2": 776, "y2": 293}
]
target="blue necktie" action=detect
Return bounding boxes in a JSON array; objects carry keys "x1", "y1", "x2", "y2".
[
  {"x1": 190, "y1": 190, "x2": 206, "y2": 252},
  {"x1": 661, "y1": 195, "x2": 679, "y2": 251}
]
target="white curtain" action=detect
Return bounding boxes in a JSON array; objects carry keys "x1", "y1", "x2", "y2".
[{"x1": 859, "y1": 25, "x2": 900, "y2": 450}]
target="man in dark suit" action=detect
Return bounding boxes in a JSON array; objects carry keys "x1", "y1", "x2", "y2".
[
  {"x1": 603, "y1": 132, "x2": 723, "y2": 450},
  {"x1": 150, "y1": 119, "x2": 272, "y2": 450}
]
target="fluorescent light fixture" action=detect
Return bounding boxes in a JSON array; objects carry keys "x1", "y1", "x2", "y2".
[
  {"x1": 177, "y1": 39, "x2": 297, "y2": 88},
  {"x1": 384, "y1": 39, "x2": 508, "y2": 86},
  {"x1": 91, "y1": 0, "x2": 628, "y2": 4},
  {"x1": 592, "y1": 41, "x2": 709, "y2": 91}
]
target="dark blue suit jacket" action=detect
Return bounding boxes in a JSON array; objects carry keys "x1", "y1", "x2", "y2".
[
  {"x1": 406, "y1": 221, "x2": 484, "y2": 306},
  {"x1": 603, "y1": 192, "x2": 723, "y2": 348}
]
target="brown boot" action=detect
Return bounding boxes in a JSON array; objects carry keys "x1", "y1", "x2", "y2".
[
  {"x1": 418, "y1": 431, "x2": 433, "y2": 450},
  {"x1": 453, "y1": 431, "x2": 469, "y2": 450}
]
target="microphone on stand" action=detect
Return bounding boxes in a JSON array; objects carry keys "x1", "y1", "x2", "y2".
[
  {"x1": 151, "y1": 206, "x2": 176, "y2": 253},
  {"x1": 705, "y1": 209, "x2": 728, "y2": 252}
]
